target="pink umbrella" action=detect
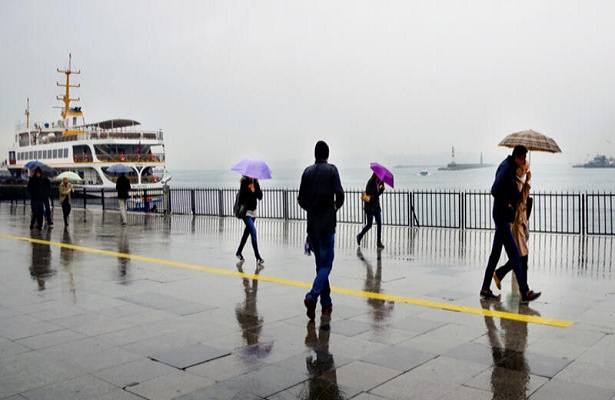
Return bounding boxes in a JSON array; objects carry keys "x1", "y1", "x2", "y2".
[
  {"x1": 370, "y1": 162, "x2": 394, "y2": 188},
  {"x1": 231, "y1": 158, "x2": 272, "y2": 180}
]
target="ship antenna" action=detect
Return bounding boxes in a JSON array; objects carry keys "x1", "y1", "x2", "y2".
[
  {"x1": 25, "y1": 98, "x2": 30, "y2": 129},
  {"x1": 56, "y1": 53, "x2": 81, "y2": 119}
]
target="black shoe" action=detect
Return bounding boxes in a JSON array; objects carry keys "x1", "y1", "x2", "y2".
[
  {"x1": 521, "y1": 290, "x2": 541, "y2": 303},
  {"x1": 377, "y1": 243, "x2": 385, "y2": 249},
  {"x1": 480, "y1": 289, "x2": 500, "y2": 300},
  {"x1": 48, "y1": 220, "x2": 53, "y2": 226},
  {"x1": 322, "y1": 304, "x2": 333, "y2": 316},
  {"x1": 304, "y1": 297, "x2": 316, "y2": 320},
  {"x1": 236, "y1": 252, "x2": 244, "y2": 261},
  {"x1": 257, "y1": 257, "x2": 265, "y2": 265}
]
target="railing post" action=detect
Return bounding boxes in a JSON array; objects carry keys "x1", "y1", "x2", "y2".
[
  {"x1": 283, "y1": 189, "x2": 289, "y2": 220},
  {"x1": 218, "y1": 189, "x2": 224, "y2": 217},
  {"x1": 191, "y1": 189, "x2": 196, "y2": 215},
  {"x1": 581, "y1": 193, "x2": 586, "y2": 236}
]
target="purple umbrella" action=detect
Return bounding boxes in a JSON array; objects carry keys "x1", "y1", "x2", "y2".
[
  {"x1": 231, "y1": 158, "x2": 272, "y2": 180},
  {"x1": 370, "y1": 162, "x2": 394, "y2": 188}
]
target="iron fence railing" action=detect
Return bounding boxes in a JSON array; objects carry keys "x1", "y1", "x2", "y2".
[{"x1": 2, "y1": 185, "x2": 614, "y2": 235}]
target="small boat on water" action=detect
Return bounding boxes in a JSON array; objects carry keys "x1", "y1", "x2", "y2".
[
  {"x1": 572, "y1": 154, "x2": 615, "y2": 168},
  {"x1": 5, "y1": 55, "x2": 170, "y2": 190}
]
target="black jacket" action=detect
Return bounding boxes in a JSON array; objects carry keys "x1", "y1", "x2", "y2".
[
  {"x1": 491, "y1": 155, "x2": 520, "y2": 224},
  {"x1": 364, "y1": 174, "x2": 384, "y2": 212},
  {"x1": 238, "y1": 177, "x2": 262, "y2": 212},
  {"x1": 27, "y1": 175, "x2": 45, "y2": 201},
  {"x1": 116, "y1": 175, "x2": 131, "y2": 199},
  {"x1": 298, "y1": 160, "x2": 344, "y2": 235}
]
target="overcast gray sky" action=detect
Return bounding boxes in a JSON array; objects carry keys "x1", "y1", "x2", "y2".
[{"x1": 2, "y1": 0, "x2": 614, "y2": 170}]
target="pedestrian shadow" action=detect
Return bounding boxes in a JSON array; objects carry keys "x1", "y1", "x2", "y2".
[
  {"x1": 235, "y1": 261, "x2": 272, "y2": 360},
  {"x1": 480, "y1": 299, "x2": 540, "y2": 399},
  {"x1": 117, "y1": 228, "x2": 130, "y2": 284},
  {"x1": 357, "y1": 247, "x2": 395, "y2": 326},
  {"x1": 60, "y1": 228, "x2": 77, "y2": 302},
  {"x1": 29, "y1": 228, "x2": 55, "y2": 291},
  {"x1": 305, "y1": 316, "x2": 341, "y2": 399}
]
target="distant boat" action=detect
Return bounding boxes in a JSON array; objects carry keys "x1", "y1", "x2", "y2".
[
  {"x1": 573, "y1": 154, "x2": 615, "y2": 168},
  {"x1": 419, "y1": 169, "x2": 429, "y2": 176},
  {"x1": 438, "y1": 147, "x2": 493, "y2": 171}
]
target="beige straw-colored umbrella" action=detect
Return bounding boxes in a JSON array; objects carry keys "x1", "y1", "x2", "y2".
[{"x1": 498, "y1": 129, "x2": 562, "y2": 153}]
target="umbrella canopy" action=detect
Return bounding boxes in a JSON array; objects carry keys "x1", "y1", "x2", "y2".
[
  {"x1": 107, "y1": 164, "x2": 133, "y2": 174},
  {"x1": 24, "y1": 160, "x2": 55, "y2": 176},
  {"x1": 370, "y1": 162, "x2": 394, "y2": 188},
  {"x1": 54, "y1": 171, "x2": 83, "y2": 182},
  {"x1": 231, "y1": 158, "x2": 272, "y2": 180},
  {"x1": 498, "y1": 129, "x2": 562, "y2": 153}
]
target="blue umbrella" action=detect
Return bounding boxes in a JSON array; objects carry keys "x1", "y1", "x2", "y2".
[
  {"x1": 25, "y1": 160, "x2": 55, "y2": 176},
  {"x1": 107, "y1": 164, "x2": 133, "y2": 174}
]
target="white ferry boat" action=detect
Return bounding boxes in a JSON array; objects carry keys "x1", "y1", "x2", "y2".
[{"x1": 5, "y1": 55, "x2": 170, "y2": 190}]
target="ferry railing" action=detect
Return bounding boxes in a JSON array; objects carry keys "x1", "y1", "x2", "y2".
[{"x1": 2, "y1": 186, "x2": 614, "y2": 235}]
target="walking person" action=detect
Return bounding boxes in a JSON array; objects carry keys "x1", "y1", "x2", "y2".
[
  {"x1": 41, "y1": 173, "x2": 53, "y2": 226},
  {"x1": 493, "y1": 161, "x2": 532, "y2": 290},
  {"x1": 58, "y1": 177, "x2": 74, "y2": 226},
  {"x1": 27, "y1": 167, "x2": 45, "y2": 230},
  {"x1": 480, "y1": 145, "x2": 541, "y2": 303},
  {"x1": 356, "y1": 173, "x2": 385, "y2": 249},
  {"x1": 116, "y1": 172, "x2": 131, "y2": 226},
  {"x1": 298, "y1": 140, "x2": 345, "y2": 320},
  {"x1": 235, "y1": 176, "x2": 265, "y2": 264}
]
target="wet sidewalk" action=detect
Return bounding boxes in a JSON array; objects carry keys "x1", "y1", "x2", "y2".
[{"x1": 0, "y1": 202, "x2": 614, "y2": 400}]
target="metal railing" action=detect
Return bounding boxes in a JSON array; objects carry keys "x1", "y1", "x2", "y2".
[{"x1": 2, "y1": 185, "x2": 614, "y2": 235}]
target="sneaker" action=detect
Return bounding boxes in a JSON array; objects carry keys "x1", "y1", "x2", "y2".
[
  {"x1": 322, "y1": 304, "x2": 333, "y2": 315},
  {"x1": 493, "y1": 272, "x2": 501, "y2": 290},
  {"x1": 257, "y1": 258, "x2": 265, "y2": 265},
  {"x1": 236, "y1": 252, "x2": 244, "y2": 261},
  {"x1": 377, "y1": 243, "x2": 385, "y2": 249},
  {"x1": 521, "y1": 290, "x2": 541, "y2": 303},
  {"x1": 304, "y1": 297, "x2": 316, "y2": 320},
  {"x1": 480, "y1": 289, "x2": 500, "y2": 300}
]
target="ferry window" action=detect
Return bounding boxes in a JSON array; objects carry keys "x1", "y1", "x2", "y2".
[
  {"x1": 52, "y1": 149, "x2": 58, "y2": 158},
  {"x1": 64, "y1": 148, "x2": 68, "y2": 158},
  {"x1": 73, "y1": 117, "x2": 77, "y2": 125},
  {"x1": 37, "y1": 150, "x2": 42, "y2": 159},
  {"x1": 47, "y1": 150, "x2": 52, "y2": 158}
]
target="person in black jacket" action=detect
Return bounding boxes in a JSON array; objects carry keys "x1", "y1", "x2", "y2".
[
  {"x1": 41, "y1": 174, "x2": 53, "y2": 226},
  {"x1": 235, "y1": 176, "x2": 264, "y2": 264},
  {"x1": 356, "y1": 173, "x2": 385, "y2": 249},
  {"x1": 116, "y1": 173, "x2": 131, "y2": 226},
  {"x1": 480, "y1": 145, "x2": 540, "y2": 303},
  {"x1": 298, "y1": 140, "x2": 345, "y2": 320},
  {"x1": 27, "y1": 167, "x2": 45, "y2": 230}
]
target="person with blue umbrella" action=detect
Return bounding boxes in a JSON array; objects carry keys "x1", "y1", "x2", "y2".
[
  {"x1": 27, "y1": 167, "x2": 45, "y2": 230},
  {"x1": 116, "y1": 172, "x2": 131, "y2": 226}
]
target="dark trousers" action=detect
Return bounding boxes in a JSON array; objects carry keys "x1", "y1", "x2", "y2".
[
  {"x1": 495, "y1": 255, "x2": 529, "y2": 282},
  {"x1": 306, "y1": 231, "x2": 335, "y2": 308},
  {"x1": 482, "y1": 220, "x2": 529, "y2": 295},
  {"x1": 43, "y1": 197, "x2": 52, "y2": 223},
  {"x1": 30, "y1": 200, "x2": 44, "y2": 229},
  {"x1": 358, "y1": 209, "x2": 382, "y2": 245},
  {"x1": 61, "y1": 198, "x2": 71, "y2": 224}
]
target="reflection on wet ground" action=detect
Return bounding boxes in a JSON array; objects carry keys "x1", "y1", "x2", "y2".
[{"x1": 0, "y1": 203, "x2": 614, "y2": 399}]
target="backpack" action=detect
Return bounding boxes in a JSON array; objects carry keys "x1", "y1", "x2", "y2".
[{"x1": 233, "y1": 192, "x2": 247, "y2": 219}]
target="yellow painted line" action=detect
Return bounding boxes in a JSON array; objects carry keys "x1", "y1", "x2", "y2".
[{"x1": 0, "y1": 233, "x2": 573, "y2": 328}]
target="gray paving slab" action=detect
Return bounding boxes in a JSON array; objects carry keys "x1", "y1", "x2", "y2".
[{"x1": 1, "y1": 203, "x2": 615, "y2": 399}]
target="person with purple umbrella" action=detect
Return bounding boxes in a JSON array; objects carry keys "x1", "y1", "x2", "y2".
[
  {"x1": 356, "y1": 173, "x2": 385, "y2": 249},
  {"x1": 235, "y1": 176, "x2": 265, "y2": 264}
]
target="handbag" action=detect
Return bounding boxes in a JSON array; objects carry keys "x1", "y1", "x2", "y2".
[
  {"x1": 233, "y1": 192, "x2": 247, "y2": 219},
  {"x1": 361, "y1": 191, "x2": 371, "y2": 203}
]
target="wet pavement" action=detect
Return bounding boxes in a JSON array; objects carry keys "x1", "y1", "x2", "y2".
[{"x1": 0, "y1": 202, "x2": 614, "y2": 400}]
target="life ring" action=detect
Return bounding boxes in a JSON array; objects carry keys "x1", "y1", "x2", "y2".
[
  {"x1": 119, "y1": 154, "x2": 126, "y2": 162},
  {"x1": 74, "y1": 155, "x2": 78, "y2": 162},
  {"x1": 150, "y1": 154, "x2": 156, "y2": 162}
]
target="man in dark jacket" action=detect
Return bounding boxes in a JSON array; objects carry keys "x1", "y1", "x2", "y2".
[
  {"x1": 480, "y1": 145, "x2": 541, "y2": 303},
  {"x1": 27, "y1": 167, "x2": 45, "y2": 230},
  {"x1": 298, "y1": 140, "x2": 345, "y2": 320},
  {"x1": 116, "y1": 172, "x2": 131, "y2": 225}
]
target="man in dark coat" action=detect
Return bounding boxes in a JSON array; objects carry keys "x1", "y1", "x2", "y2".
[
  {"x1": 27, "y1": 167, "x2": 45, "y2": 230},
  {"x1": 116, "y1": 172, "x2": 131, "y2": 225},
  {"x1": 298, "y1": 140, "x2": 345, "y2": 320},
  {"x1": 480, "y1": 145, "x2": 541, "y2": 303}
]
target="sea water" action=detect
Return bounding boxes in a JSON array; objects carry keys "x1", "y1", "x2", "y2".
[{"x1": 168, "y1": 164, "x2": 615, "y2": 193}]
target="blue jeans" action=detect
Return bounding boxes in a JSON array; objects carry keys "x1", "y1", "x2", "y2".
[
  {"x1": 238, "y1": 216, "x2": 261, "y2": 259},
  {"x1": 306, "y1": 232, "x2": 335, "y2": 308},
  {"x1": 482, "y1": 220, "x2": 529, "y2": 295}
]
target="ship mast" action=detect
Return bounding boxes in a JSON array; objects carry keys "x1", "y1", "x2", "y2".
[
  {"x1": 25, "y1": 98, "x2": 30, "y2": 129},
  {"x1": 56, "y1": 54, "x2": 80, "y2": 120}
]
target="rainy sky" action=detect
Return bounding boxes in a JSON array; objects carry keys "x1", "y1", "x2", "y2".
[{"x1": 1, "y1": 0, "x2": 614, "y2": 170}]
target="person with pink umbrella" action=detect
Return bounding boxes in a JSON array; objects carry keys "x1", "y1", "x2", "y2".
[{"x1": 356, "y1": 162, "x2": 393, "y2": 249}]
